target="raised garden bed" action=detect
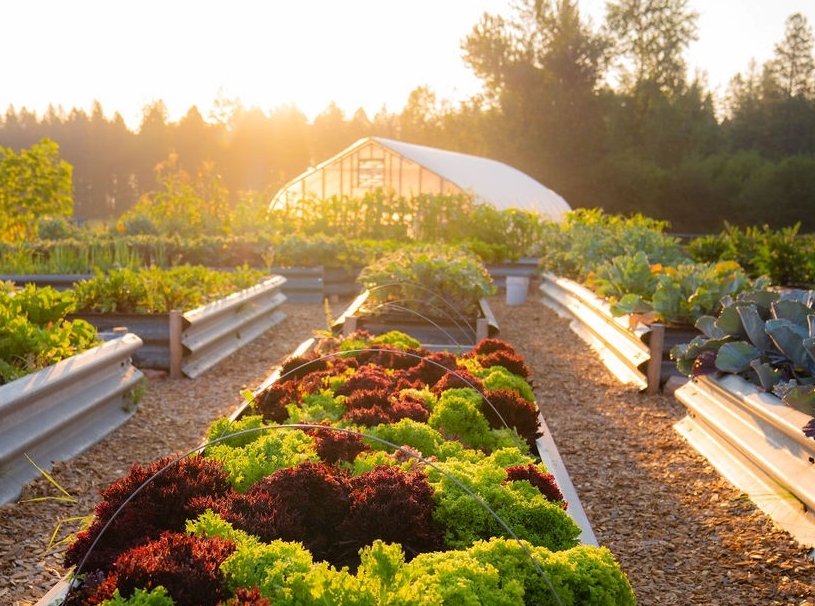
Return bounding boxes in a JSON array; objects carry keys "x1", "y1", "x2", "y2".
[
  {"x1": 542, "y1": 275, "x2": 815, "y2": 546},
  {"x1": 71, "y1": 276, "x2": 288, "y2": 378},
  {"x1": 38, "y1": 323, "x2": 633, "y2": 605},
  {"x1": 333, "y1": 290, "x2": 498, "y2": 351},
  {"x1": 675, "y1": 373, "x2": 815, "y2": 546},
  {"x1": 539, "y1": 273, "x2": 688, "y2": 392},
  {"x1": 0, "y1": 333, "x2": 144, "y2": 506}
]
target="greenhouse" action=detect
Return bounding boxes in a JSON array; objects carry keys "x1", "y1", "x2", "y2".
[{"x1": 269, "y1": 137, "x2": 572, "y2": 221}]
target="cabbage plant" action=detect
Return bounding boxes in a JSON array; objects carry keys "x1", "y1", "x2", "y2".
[{"x1": 671, "y1": 288, "x2": 815, "y2": 437}]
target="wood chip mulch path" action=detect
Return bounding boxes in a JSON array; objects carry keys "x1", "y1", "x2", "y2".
[{"x1": 1, "y1": 287, "x2": 814, "y2": 605}]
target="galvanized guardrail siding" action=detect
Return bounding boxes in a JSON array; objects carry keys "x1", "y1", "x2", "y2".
[
  {"x1": 271, "y1": 266, "x2": 324, "y2": 302},
  {"x1": 70, "y1": 312, "x2": 172, "y2": 369},
  {"x1": 535, "y1": 414, "x2": 598, "y2": 546},
  {"x1": 72, "y1": 277, "x2": 288, "y2": 378},
  {"x1": 538, "y1": 273, "x2": 815, "y2": 546},
  {"x1": 0, "y1": 333, "x2": 144, "y2": 506},
  {"x1": 181, "y1": 276, "x2": 288, "y2": 378},
  {"x1": 539, "y1": 274, "x2": 651, "y2": 390},
  {"x1": 675, "y1": 375, "x2": 815, "y2": 547}
]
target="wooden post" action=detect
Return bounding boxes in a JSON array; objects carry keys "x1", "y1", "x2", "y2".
[
  {"x1": 343, "y1": 315, "x2": 357, "y2": 336},
  {"x1": 646, "y1": 323, "x2": 665, "y2": 395},
  {"x1": 476, "y1": 318, "x2": 489, "y2": 343},
  {"x1": 169, "y1": 310, "x2": 183, "y2": 379}
]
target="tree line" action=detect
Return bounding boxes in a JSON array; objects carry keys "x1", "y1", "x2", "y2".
[{"x1": 2, "y1": 0, "x2": 815, "y2": 235}]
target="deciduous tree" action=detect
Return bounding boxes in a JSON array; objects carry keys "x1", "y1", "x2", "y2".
[
  {"x1": 604, "y1": 0, "x2": 698, "y2": 98},
  {"x1": 462, "y1": 0, "x2": 609, "y2": 203},
  {"x1": 0, "y1": 139, "x2": 72, "y2": 242}
]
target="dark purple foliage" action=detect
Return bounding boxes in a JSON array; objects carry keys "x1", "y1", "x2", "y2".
[
  {"x1": 219, "y1": 460, "x2": 442, "y2": 571},
  {"x1": 334, "y1": 365, "x2": 395, "y2": 397},
  {"x1": 471, "y1": 338, "x2": 520, "y2": 357},
  {"x1": 224, "y1": 586, "x2": 272, "y2": 605},
  {"x1": 279, "y1": 354, "x2": 329, "y2": 382},
  {"x1": 390, "y1": 391, "x2": 431, "y2": 423},
  {"x1": 505, "y1": 463, "x2": 567, "y2": 508},
  {"x1": 224, "y1": 461, "x2": 351, "y2": 561},
  {"x1": 353, "y1": 344, "x2": 424, "y2": 370},
  {"x1": 306, "y1": 424, "x2": 370, "y2": 464},
  {"x1": 99, "y1": 532, "x2": 235, "y2": 606},
  {"x1": 692, "y1": 350, "x2": 718, "y2": 376},
  {"x1": 341, "y1": 388, "x2": 430, "y2": 426},
  {"x1": 254, "y1": 381, "x2": 298, "y2": 423},
  {"x1": 475, "y1": 349, "x2": 532, "y2": 379},
  {"x1": 398, "y1": 350, "x2": 460, "y2": 387},
  {"x1": 345, "y1": 387, "x2": 391, "y2": 410},
  {"x1": 430, "y1": 368, "x2": 485, "y2": 395},
  {"x1": 482, "y1": 388, "x2": 542, "y2": 451},
  {"x1": 64, "y1": 455, "x2": 234, "y2": 574},
  {"x1": 341, "y1": 465, "x2": 443, "y2": 562},
  {"x1": 343, "y1": 404, "x2": 394, "y2": 426}
]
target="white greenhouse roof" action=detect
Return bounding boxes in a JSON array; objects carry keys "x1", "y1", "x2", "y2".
[
  {"x1": 270, "y1": 137, "x2": 572, "y2": 222},
  {"x1": 371, "y1": 137, "x2": 571, "y2": 221}
]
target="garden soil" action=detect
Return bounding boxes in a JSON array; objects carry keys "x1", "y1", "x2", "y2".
[{"x1": 1, "y1": 283, "x2": 814, "y2": 605}]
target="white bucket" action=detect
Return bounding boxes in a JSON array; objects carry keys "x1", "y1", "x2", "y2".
[{"x1": 505, "y1": 276, "x2": 530, "y2": 305}]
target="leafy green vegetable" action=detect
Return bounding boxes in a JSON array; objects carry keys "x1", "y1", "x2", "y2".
[
  {"x1": 671, "y1": 287, "x2": 815, "y2": 437},
  {"x1": 357, "y1": 244, "x2": 495, "y2": 319},
  {"x1": 0, "y1": 284, "x2": 98, "y2": 382}
]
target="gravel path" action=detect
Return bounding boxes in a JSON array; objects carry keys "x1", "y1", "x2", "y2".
[{"x1": 1, "y1": 289, "x2": 814, "y2": 605}]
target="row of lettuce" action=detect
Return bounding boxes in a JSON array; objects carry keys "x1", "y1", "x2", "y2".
[{"x1": 60, "y1": 331, "x2": 636, "y2": 605}]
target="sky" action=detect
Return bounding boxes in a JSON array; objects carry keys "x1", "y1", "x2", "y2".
[{"x1": 4, "y1": 0, "x2": 815, "y2": 131}]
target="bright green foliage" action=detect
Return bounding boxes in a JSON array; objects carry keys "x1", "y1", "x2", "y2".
[
  {"x1": 203, "y1": 429, "x2": 318, "y2": 492},
  {"x1": 429, "y1": 389, "x2": 494, "y2": 450},
  {"x1": 117, "y1": 154, "x2": 232, "y2": 238},
  {"x1": 351, "y1": 449, "x2": 402, "y2": 475},
  {"x1": 393, "y1": 547, "x2": 524, "y2": 606},
  {"x1": 587, "y1": 251, "x2": 657, "y2": 301},
  {"x1": 357, "y1": 244, "x2": 495, "y2": 319},
  {"x1": 188, "y1": 510, "x2": 631, "y2": 606},
  {"x1": 464, "y1": 539, "x2": 636, "y2": 606},
  {"x1": 72, "y1": 265, "x2": 267, "y2": 313},
  {"x1": 305, "y1": 562, "x2": 379, "y2": 606},
  {"x1": 476, "y1": 367, "x2": 536, "y2": 402},
  {"x1": 99, "y1": 586, "x2": 175, "y2": 605},
  {"x1": 205, "y1": 414, "x2": 267, "y2": 449},
  {"x1": 356, "y1": 541, "x2": 413, "y2": 604},
  {"x1": 537, "y1": 208, "x2": 687, "y2": 281},
  {"x1": 596, "y1": 257, "x2": 768, "y2": 327},
  {"x1": 396, "y1": 538, "x2": 635, "y2": 606},
  {"x1": 0, "y1": 284, "x2": 98, "y2": 383},
  {"x1": 369, "y1": 331, "x2": 422, "y2": 350},
  {"x1": 289, "y1": 391, "x2": 347, "y2": 424},
  {"x1": 427, "y1": 451, "x2": 580, "y2": 551},
  {"x1": 689, "y1": 223, "x2": 815, "y2": 288},
  {"x1": 0, "y1": 139, "x2": 73, "y2": 243},
  {"x1": 223, "y1": 537, "x2": 315, "y2": 603},
  {"x1": 191, "y1": 512, "x2": 376, "y2": 605},
  {"x1": 365, "y1": 418, "x2": 445, "y2": 458}
]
